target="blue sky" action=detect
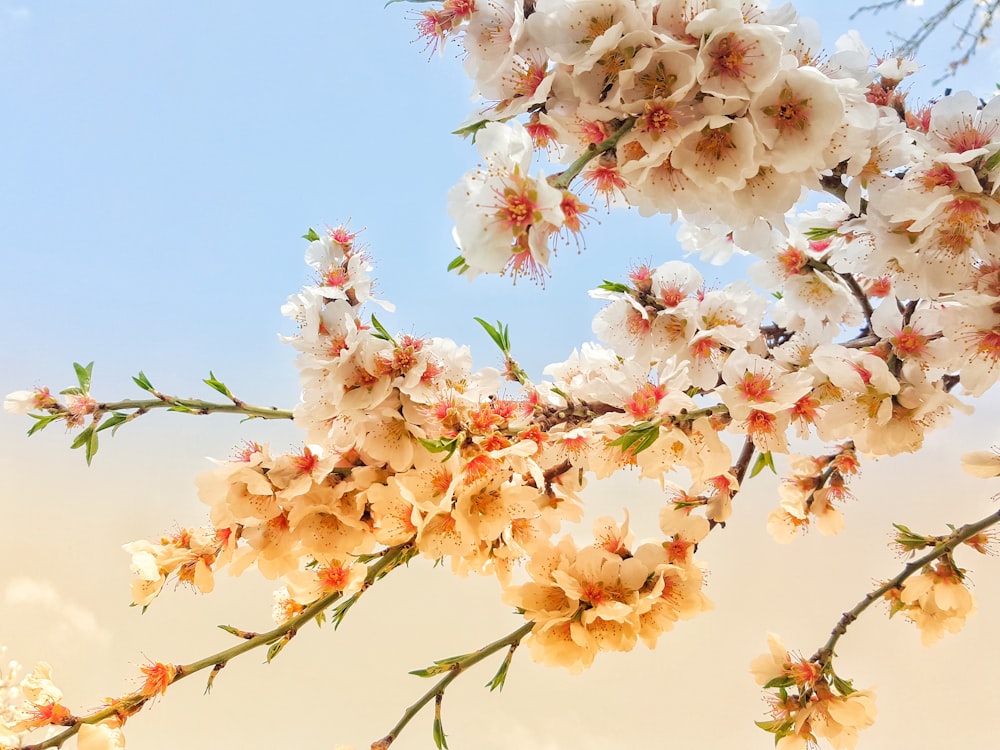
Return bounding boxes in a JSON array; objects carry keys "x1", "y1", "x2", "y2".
[{"x1": 2, "y1": 3, "x2": 1000, "y2": 749}]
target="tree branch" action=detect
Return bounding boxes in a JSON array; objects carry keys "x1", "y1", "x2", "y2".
[
  {"x1": 19, "y1": 543, "x2": 414, "y2": 750},
  {"x1": 809, "y1": 507, "x2": 1000, "y2": 668},
  {"x1": 371, "y1": 621, "x2": 534, "y2": 750}
]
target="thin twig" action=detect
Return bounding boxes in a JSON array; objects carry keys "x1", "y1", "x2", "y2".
[
  {"x1": 19, "y1": 543, "x2": 414, "y2": 750},
  {"x1": 809, "y1": 507, "x2": 1000, "y2": 667},
  {"x1": 371, "y1": 621, "x2": 534, "y2": 750}
]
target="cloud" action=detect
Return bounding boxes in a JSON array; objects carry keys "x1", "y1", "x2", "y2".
[
  {"x1": 2, "y1": 6, "x2": 28, "y2": 23},
  {"x1": 3, "y1": 577, "x2": 111, "y2": 648}
]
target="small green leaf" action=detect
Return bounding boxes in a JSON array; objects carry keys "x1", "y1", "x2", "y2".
[
  {"x1": 452, "y1": 118, "x2": 490, "y2": 141},
  {"x1": 608, "y1": 421, "x2": 661, "y2": 456},
  {"x1": 755, "y1": 717, "x2": 793, "y2": 734},
  {"x1": 446, "y1": 255, "x2": 468, "y2": 273},
  {"x1": 70, "y1": 426, "x2": 94, "y2": 451},
  {"x1": 217, "y1": 624, "x2": 255, "y2": 640},
  {"x1": 370, "y1": 314, "x2": 396, "y2": 344},
  {"x1": 26, "y1": 413, "x2": 61, "y2": 436},
  {"x1": 266, "y1": 639, "x2": 287, "y2": 663},
  {"x1": 803, "y1": 226, "x2": 838, "y2": 241},
  {"x1": 73, "y1": 362, "x2": 94, "y2": 393},
  {"x1": 204, "y1": 661, "x2": 226, "y2": 695},
  {"x1": 549, "y1": 386, "x2": 569, "y2": 400},
  {"x1": 203, "y1": 371, "x2": 233, "y2": 398},
  {"x1": 597, "y1": 280, "x2": 631, "y2": 294},
  {"x1": 331, "y1": 594, "x2": 360, "y2": 628},
  {"x1": 433, "y1": 700, "x2": 449, "y2": 750},
  {"x1": 95, "y1": 412, "x2": 129, "y2": 434},
  {"x1": 749, "y1": 451, "x2": 776, "y2": 478},
  {"x1": 314, "y1": 611, "x2": 327, "y2": 629},
  {"x1": 302, "y1": 227, "x2": 321, "y2": 242},
  {"x1": 133, "y1": 371, "x2": 155, "y2": 393},
  {"x1": 167, "y1": 404, "x2": 194, "y2": 413},
  {"x1": 409, "y1": 664, "x2": 450, "y2": 678},
  {"x1": 486, "y1": 646, "x2": 516, "y2": 692},
  {"x1": 832, "y1": 673, "x2": 855, "y2": 695},
  {"x1": 418, "y1": 436, "x2": 460, "y2": 461},
  {"x1": 474, "y1": 318, "x2": 510, "y2": 353},
  {"x1": 59, "y1": 387, "x2": 83, "y2": 396},
  {"x1": 891, "y1": 522, "x2": 933, "y2": 551},
  {"x1": 85, "y1": 429, "x2": 100, "y2": 465},
  {"x1": 763, "y1": 675, "x2": 795, "y2": 689},
  {"x1": 984, "y1": 149, "x2": 1000, "y2": 173}
]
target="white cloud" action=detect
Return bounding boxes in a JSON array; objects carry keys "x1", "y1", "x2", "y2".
[
  {"x1": 3, "y1": 577, "x2": 111, "y2": 648},
  {"x1": 3, "y1": 6, "x2": 29, "y2": 22}
]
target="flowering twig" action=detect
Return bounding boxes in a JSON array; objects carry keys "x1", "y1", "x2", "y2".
[
  {"x1": 371, "y1": 621, "x2": 534, "y2": 750},
  {"x1": 809, "y1": 506, "x2": 1000, "y2": 668},
  {"x1": 92, "y1": 397, "x2": 292, "y2": 421},
  {"x1": 19, "y1": 543, "x2": 414, "y2": 750},
  {"x1": 550, "y1": 118, "x2": 635, "y2": 190},
  {"x1": 12, "y1": 367, "x2": 293, "y2": 464}
]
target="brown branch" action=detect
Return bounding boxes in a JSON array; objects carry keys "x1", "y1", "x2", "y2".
[{"x1": 809, "y1": 507, "x2": 1000, "y2": 668}]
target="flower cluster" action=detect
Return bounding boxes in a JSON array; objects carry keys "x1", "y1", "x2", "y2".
[
  {"x1": 429, "y1": 0, "x2": 922, "y2": 283},
  {"x1": 752, "y1": 634, "x2": 876, "y2": 750},
  {"x1": 0, "y1": 660, "x2": 78, "y2": 749},
  {"x1": 767, "y1": 445, "x2": 859, "y2": 542},
  {"x1": 503, "y1": 513, "x2": 711, "y2": 672},
  {"x1": 887, "y1": 560, "x2": 977, "y2": 646}
]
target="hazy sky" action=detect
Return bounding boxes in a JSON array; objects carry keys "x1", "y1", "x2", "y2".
[{"x1": 2, "y1": 2, "x2": 1000, "y2": 749}]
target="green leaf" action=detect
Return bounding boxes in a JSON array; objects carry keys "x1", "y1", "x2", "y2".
[
  {"x1": 73, "y1": 361, "x2": 94, "y2": 393},
  {"x1": 749, "y1": 451, "x2": 776, "y2": 478},
  {"x1": 984, "y1": 149, "x2": 1000, "y2": 173},
  {"x1": 385, "y1": 0, "x2": 438, "y2": 6},
  {"x1": 432, "y1": 704, "x2": 449, "y2": 750},
  {"x1": 314, "y1": 611, "x2": 327, "y2": 629},
  {"x1": 266, "y1": 638, "x2": 288, "y2": 663},
  {"x1": 597, "y1": 280, "x2": 631, "y2": 294},
  {"x1": 95, "y1": 412, "x2": 129, "y2": 434},
  {"x1": 608, "y1": 421, "x2": 661, "y2": 456},
  {"x1": 132, "y1": 371, "x2": 155, "y2": 393},
  {"x1": 59, "y1": 387, "x2": 83, "y2": 396},
  {"x1": 369, "y1": 314, "x2": 397, "y2": 344},
  {"x1": 452, "y1": 118, "x2": 490, "y2": 141},
  {"x1": 204, "y1": 662, "x2": 226, "y2": 695},
  {"x1": 446, "y1": 255, "x2": 468, "y2": 273},
  {"x1": 68, "y1": 426, "x2": 98, "y2": 465},
  {"x1": 331, "y1": 594, "x2": 360, "y2": 628},
  {"x1": 418, "y1": 436, "x2": 460, "y2": 462},
  {"x1": 302, "y1": 227, "x2": 321, "y2": 242},
  {"x1": 803, "y1": 226, "x2": 838, "y2": 241},
  {"x1": 486, "y1": 646, "x2": 516, "y2": 692},
  {"x1": 474, "y1": 317, "x2": 510, "y2": 353},
  {"x1": 85, "y1": 429, "x2": 100, "y2": 465},
  {"x1": 832, "y1": 673, "x2": 856, "y2": 695},
  {"x1": 70, "y1": 426, "x2": 94, "y2": 451},
  {"x1": 217, "y1": 624, "x2": 254, "y2": 639},
  {"x1": 755, "y1": 717, "x2": 793, "y2": 734},
  {"x1": 203, "y1": 371, "x2": 233, "y2": 399},
  {"x1": 409, "y1": 664, "x2": 450, "y2": 678},
  {"x1": 26, "y1": 413, "x2": 61, "y2": 436},
  {"x1": 891, "y1": 522, "x2": 933, "y2": 551},
  {"x1": 762, "y1": 675, "x2": 796, "y2": 689}
]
